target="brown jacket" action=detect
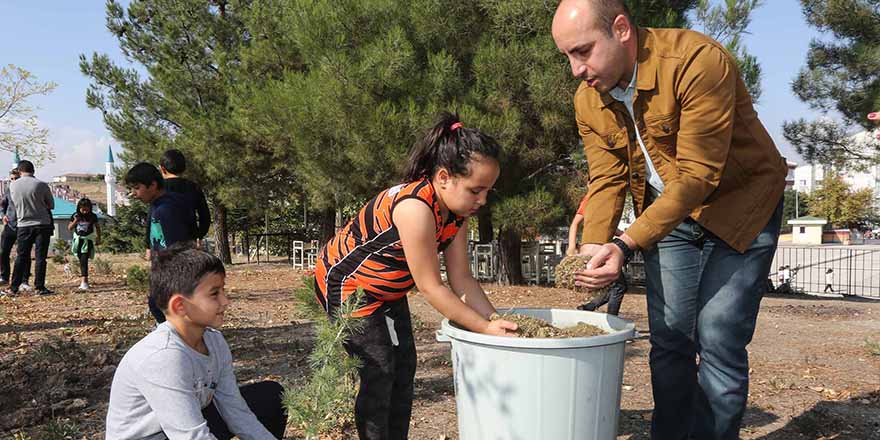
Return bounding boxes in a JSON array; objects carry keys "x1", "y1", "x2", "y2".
[{"x1": 575, "y1": 27, "x2": 787, "y2": 253}]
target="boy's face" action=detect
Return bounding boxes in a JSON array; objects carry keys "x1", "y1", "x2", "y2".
[
  {"x1": 179, "y1": 272, "x2": 229, "y2": 328},
  {"x1": 129, "y1": 182, "x2": 160, "y2": 203}
]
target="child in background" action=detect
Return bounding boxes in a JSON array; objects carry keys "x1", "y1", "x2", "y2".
[
  {"x1": 68, "y1": 198, "x2": 100, "y2": 291},
  {"x1": 125, "y1": 162, "x2": 195, "y2": 323}
]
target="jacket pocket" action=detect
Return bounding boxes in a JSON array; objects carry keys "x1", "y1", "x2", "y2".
[
  {"x1": 596, "y1": 128, "x2": 629, "y2": 151},
  {"x1": 645, "y1": 113, "x2": 679, "y2": 158}
]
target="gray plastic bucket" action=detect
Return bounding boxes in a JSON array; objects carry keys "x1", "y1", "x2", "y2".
[{"x1": 436, "y1": 308, "x2": 636, "y2": 440}]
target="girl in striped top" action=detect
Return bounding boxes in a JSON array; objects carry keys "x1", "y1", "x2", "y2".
[{"x1": 314, "y1": 111, "x2": 517, "y2": 439}]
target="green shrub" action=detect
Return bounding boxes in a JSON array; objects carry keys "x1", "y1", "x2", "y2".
[
  {"x1": 93, "y1": 257, "x2": 114, "y2": 275},
  {"x1": 125, "y1": 265, "x2": 149, "y2": 291}
]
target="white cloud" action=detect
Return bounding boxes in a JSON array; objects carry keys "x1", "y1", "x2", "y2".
[{"x1": 0, "y1": 125, "x2": 117, "y2": 178}]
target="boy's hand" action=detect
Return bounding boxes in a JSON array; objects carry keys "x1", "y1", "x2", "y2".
[{"x1": 483, "y1": 319, "x2": 518, "y2": 337}]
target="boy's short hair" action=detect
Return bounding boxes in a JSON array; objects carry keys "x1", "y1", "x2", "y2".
[
  {"x1": 160, "y1": 149, "x2": 187, "y2": 175},
  {"x1": 150, "y1": 244, "x2": 226, "y2": 311},
  {"x1": 16, "y1": 160, "x2": 34, "y2": 174},
  {"x1": 124, "y1": 162, "x2": 164, "y2": 190}
]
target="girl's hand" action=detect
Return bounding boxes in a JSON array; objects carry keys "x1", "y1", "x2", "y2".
[{"x1": 483, "y1": 319, "x2": 518, "y2": 337}]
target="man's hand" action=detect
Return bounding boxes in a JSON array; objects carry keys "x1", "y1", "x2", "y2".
[
  {"x1": 483, "y1": 319, "x2": 519, "y2": 337},
  {"x1": 2, "y1": 215, "x2": 8, "y2": 226},
  {"x1": 578, "y1": 243, "x2": 604, "y2": 256},
  {"x1": 145, "y1": 249, "x2": 151, "y2": 260},
  {"x1": 575, "y1": 243, "x2": 625, "y2": 289}
]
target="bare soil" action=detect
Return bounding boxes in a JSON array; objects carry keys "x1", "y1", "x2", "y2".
[{"x1": 1, "y1": 256, "x2": 878, "y2": 439}]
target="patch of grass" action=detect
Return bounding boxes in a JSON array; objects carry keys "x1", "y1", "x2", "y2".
[
  {"x1": 866, "y1": 338, "x2": 880, "y2": 356},
  {"x1": 39, "y1": 417, "x2": 82, "y2": 440},
  {"x1": 125, "y1": 265, "x2": 149, "y2": 291},
  {"x1": 93, "y1": 257, "x2": 114, "y2": 275}
]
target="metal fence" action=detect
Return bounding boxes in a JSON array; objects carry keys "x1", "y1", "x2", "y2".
[
  {"x1": 771, "y1": 245, "x2": 880, "y2": 298},
  {"x1": 465, "y1": 240, "x2": 646, "y2": 287}
]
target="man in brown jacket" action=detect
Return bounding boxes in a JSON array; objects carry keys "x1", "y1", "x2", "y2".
[{"x1": 552, "y1": 1, "x2": 787, "y2": 439}]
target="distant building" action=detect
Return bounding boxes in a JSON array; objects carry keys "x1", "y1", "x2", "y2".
[{"x1": 53, "y1": 173, "x2": 104, "y2": 183}]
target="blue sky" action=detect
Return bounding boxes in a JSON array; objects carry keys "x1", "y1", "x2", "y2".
[{"x1": 0, "y1": 0, "x2": 829, "y2": 179}]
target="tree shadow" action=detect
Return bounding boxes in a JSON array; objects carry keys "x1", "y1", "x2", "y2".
[{"x1": 755, "y1": 391, "x2": 880, "y2": 440}]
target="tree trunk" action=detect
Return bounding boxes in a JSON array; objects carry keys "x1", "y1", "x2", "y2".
[
  {"x1": 213, "y1": 203, "x2": 232, "y2": 264},
  {"x1": 498, "y1": 227, "x2": 524, "y2": 285},
  {"x1": 477, "y1": 208, "x2": 494, "y2": 243},
  {"x1": 319, "y1": 206, "x2": 337, "y2": 243}
]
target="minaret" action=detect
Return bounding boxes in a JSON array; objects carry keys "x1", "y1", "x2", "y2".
[
  {"x1": 105, "y1": 145, "x2": 116, "y2": 217},
  {"x1": 11, "y1": 147, "x2": 20, "y2": 170}
]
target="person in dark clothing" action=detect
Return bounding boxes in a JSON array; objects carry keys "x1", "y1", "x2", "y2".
[
  {"x1": 0, "y1": 168, "x2": 31, "y2": 287},
  {"x1": 3, "y1": 160, "x2": 54, "y2": 296},
  {"x1": 68, "y1": 198, "x2": 101, "y2": 291},
  {"x1": 577, "y1": 271, "x2": 627, "y2": 315},
  {"x1": 125, "y1": 162, "x2": 195, "y2": 323},
  {"x1": 143, "y1": 149, "x2": 211, "y2": 250}
]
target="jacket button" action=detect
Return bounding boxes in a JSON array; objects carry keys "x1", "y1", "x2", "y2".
[
  {"x1": 632, "y1": 173, "x2": 640, "y2": 179},
  {"x1": 661, "y1": 124, "x2": 671, "y2": 132}
]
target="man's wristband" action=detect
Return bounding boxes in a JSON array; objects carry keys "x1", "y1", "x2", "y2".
[{"x1": 611, "y1": 237, "x2": 634, "y2": 265}]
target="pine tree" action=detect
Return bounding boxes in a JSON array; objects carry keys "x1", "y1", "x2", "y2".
[
  {"x1": 286, "y1": 277, "x2": 365, "y2": 438},
  {"x1": 80, "y1": 0, "x2": 296, "y2": 263},
  {"x1": 101, "y1": 200, "x2": 150, "y2": 254},
  {"x1": 782, "y1": 0, "x2": 880, "y2": 168}
]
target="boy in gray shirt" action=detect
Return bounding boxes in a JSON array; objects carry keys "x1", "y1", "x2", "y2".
[{"x1": 106, "y1": 246, "x2": 286, "y2": 439}]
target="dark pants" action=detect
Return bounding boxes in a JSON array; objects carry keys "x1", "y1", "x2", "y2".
[
  {"x1": 77, "y1": 253, "x2": 89, "y2": 278},
  {"x1": 0, "y1": 225, "x2": 29, "y2": 282},
  {"x1": 162, "y1": 381, "x2": 287, "y2": 439},
  {"x1": 343, "y1": 298, "x2": 417, "y2": 440},
  {"x1": 580, "y1": 271, "x2": 627, "y2": 315},
  {"x1": 642, "y1": 200, "x2": 782, "y2": 440},
  {"x1": 11, "y1": 225, "x2": 52, "y2": 291}
]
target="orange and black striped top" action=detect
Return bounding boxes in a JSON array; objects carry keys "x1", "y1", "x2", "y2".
[{"x1": 314, "y1": 179, "x2": 465, "y2": 317}]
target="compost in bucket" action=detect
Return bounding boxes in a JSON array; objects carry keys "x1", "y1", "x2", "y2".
[{"x1": 488, "y1": 312, "x2": 606, "y2": 338}]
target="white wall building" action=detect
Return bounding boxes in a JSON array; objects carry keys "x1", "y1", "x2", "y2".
[{"x1": 793, "y1": 130, "x2": 880, "y2": 196}]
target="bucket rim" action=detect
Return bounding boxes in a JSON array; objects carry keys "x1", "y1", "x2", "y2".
[{"x1": 438, "y1": 307, "x2": 636, "y2": 349}]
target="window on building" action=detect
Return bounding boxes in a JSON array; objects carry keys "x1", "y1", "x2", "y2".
[{"x1": 800, "y1": 227, "x2": 806, "y2": 234}]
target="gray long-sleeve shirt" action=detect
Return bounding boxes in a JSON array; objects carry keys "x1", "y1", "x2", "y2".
[
  {"x1": 105, "y1": 322, "x2": 276, "y2": 440},
  {"x1": 9, "y1": 175, "x2": 53, "y2": 228}
]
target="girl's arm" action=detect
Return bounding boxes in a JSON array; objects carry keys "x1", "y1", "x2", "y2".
[
  {"x1": 567, "y1": 214, "x2": 584, "y2": 255},
  {"x1": 393, "y1": 199, "x2": 516, "y2": 336},
  {"x1": 444, "y1": 226, "x2": 496, "y2": 318},
  {"x1": 67, "y1": 215, "x2": 78, "y2": 231}
]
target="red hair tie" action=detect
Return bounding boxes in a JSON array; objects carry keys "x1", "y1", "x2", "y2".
[{"x1": 450, "y1": 122, "x2": 463, "y2": 131}]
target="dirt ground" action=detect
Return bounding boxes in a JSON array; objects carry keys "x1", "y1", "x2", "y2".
[{"x1": 1, "y1": 255, "x2": 878, "y2": 439}]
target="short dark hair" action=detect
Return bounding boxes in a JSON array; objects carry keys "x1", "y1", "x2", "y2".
[
  {"x1": 160, "y1": 149, "x2": 187, "y2": 175},
  {"x1": 124, "y1": 162, "x2": 164, "y2": 190},
  {"x1": 16, "y1": 160, "x2": 34, "y2": 174},
  {"x1": 589, "y1": 0, "x2": 633, "y2": 36},
  {"x1": 150, "y1": 244, "x2": 226, "y2": 311}
]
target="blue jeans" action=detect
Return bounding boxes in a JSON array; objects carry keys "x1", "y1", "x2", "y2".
[{"x1": 643, "y1": 199, "x2": 782, "y2": 440}]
